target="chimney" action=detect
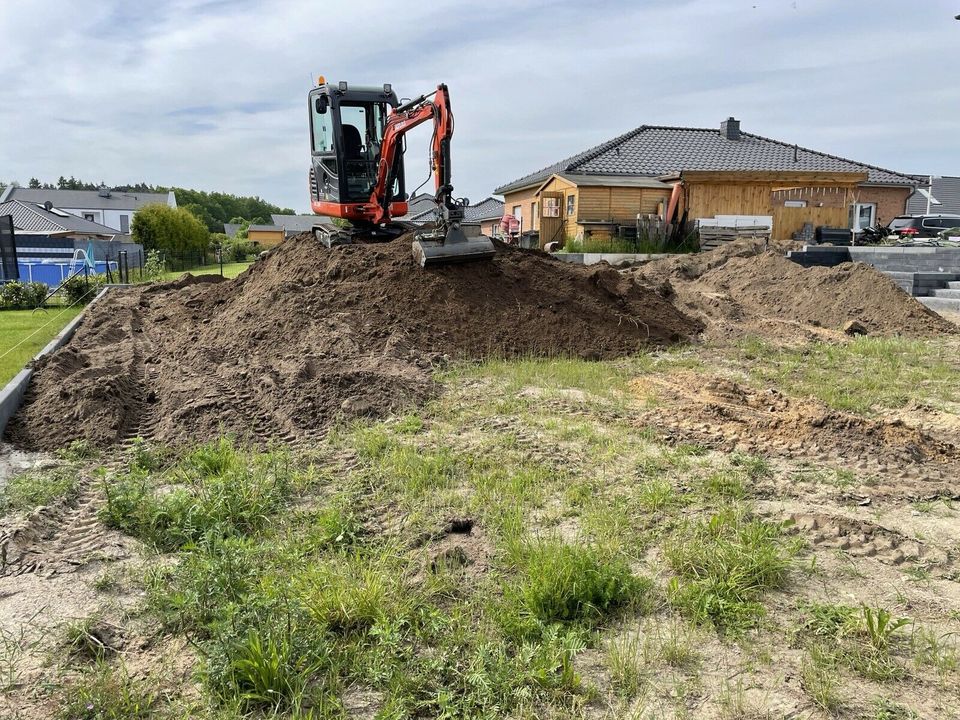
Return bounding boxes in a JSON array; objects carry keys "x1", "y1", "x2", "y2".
[{"x1": 720, "y1": 117, "x2": 741, "y2": 141}]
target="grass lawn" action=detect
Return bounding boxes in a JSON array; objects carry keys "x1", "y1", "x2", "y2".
[
  {"x1": 159, "y1": 261, "x2": 253, "y2": 281},
  {"x1": 0, "y1": 306, "x2": 85, "y2": 386}
]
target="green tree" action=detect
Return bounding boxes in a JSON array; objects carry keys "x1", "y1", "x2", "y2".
[
  {"x1": 131, "y1": 204, "x2": 210, "y2": 259},
  {"x1": 28, "y1": 177, "x2": 41, "y2": 188}
]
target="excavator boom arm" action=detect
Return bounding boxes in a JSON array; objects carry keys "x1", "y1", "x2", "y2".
[{"x1": 368, "y1": 84, "x2": 453, "y2": 225}]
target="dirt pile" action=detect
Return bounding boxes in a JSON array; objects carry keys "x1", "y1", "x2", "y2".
[
  {"x1": 632, "y1": 240, "x2": 955, "y2": 341},
  {"x1": 6, "y1": 235, "x2": 700, "y2": 451}
]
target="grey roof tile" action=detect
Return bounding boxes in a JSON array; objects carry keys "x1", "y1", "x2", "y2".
[
  {"x1": 464, "y1": 197, "x2": 504, "y2": 221},
  {"x1": 494, "y1": 124, "x2": 917, "y2": 194},
  {"x1": 270, "y1": 214, "x2": 334, "y2": 232},
  {"x1": 0, "y1": 200, "x2": 118, "y2": 235},
  {"x1": 410, "y1": 197, "x2": 505, "y2": 224}
]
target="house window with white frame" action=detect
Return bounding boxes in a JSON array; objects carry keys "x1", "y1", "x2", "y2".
[
  {"x1": 850, "y1": 203, "x2": 876, "y2": 231},
  {"x1": 566, "y1": 194, "x2": 575, "y2": 217}
]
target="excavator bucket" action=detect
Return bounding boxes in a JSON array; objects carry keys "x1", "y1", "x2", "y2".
[{"x1": 412, "y1": 223, "x2": 496, "y2": 267}]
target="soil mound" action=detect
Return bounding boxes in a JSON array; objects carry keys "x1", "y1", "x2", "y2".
[
  {"x1": 7, "y1": 235, "x2": 700, "y2": 451},
  {"x1": 633, "y1": 241, "x2": 954, "y2": 341}
]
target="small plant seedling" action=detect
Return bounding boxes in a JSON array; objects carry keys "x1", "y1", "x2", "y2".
[{"x1": 862, "y1": 606, "x2": 910, "y2": 652}]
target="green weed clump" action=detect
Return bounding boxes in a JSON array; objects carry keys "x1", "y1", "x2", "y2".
[
  {"x1": 62, "y1": 617, "x2": 114, "y2": 662},
  {"x1": 100, "y1": 438, "x2": 296, "y2": 551},
  {"x1": 665, "y1": 507, "x2": 794, "y2": 632},
  {"x1": 504, "y1": 538, "x2": 651, "y2": 636},
  {"x1": 213, "y1": 626, "x2": 334, "y2": 714},
  {"x1": 795, "y1": 603, "x2": 912, "y2": 682},
  {"x1": 57, "y1": 664, "x2": 157, "y2": 719},
  {"x1": 1, "y1": 467, "x2": 79, "y2": 513},
  {"x1": 736, "y1": 336, "x2": 960, "y2": 415},
  {"x1": 0, "y1": 468, "x2": 77, "y2": 513}
]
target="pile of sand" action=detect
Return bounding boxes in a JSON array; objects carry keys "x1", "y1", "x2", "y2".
[
  {"x1": 632, "y1": 240, "x2": 955, "y2": 341},
  {"x1": 6, "y1": 235, "x2": 700, "y2": 450}
]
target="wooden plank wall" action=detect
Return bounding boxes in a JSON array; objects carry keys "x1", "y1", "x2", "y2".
[
  {"x1": 687, "y1": 182, "x2": 852, "y2": 239},
  {"x1": 578, "y1": 187, "x2": 670, "y2": 223},
  {"x1": 773, "y1": 206, "x2": 848, "y2": 238}
]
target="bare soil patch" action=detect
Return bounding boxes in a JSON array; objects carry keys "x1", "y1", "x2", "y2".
[
  {"x1": 6, "y1": 236, "x2": 699, "y2": 451},
  {"x1": 634, "y1": 371, "x2": 960, "y2": 500}
]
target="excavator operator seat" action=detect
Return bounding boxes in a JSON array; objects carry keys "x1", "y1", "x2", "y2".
[{"x1": 341, "y1": 124, "x2": 363, "y2": 160}]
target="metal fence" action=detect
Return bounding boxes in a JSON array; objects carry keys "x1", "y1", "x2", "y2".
[{"x1": 0, "y1": 215, "x2": 18, "y2": 281}]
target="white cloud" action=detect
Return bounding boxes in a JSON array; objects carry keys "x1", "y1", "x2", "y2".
[{"x1": 1, "y1": 0, "x2": 957, "y2": 212}]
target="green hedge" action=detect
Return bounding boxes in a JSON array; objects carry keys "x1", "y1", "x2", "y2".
[{"x1": 0, "y1": 280, "x2": 49, "y2": 310}]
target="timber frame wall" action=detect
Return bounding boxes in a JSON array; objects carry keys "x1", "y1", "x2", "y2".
[{"x1": 679, "y1": 170, "x2": 868, "y2": 240}]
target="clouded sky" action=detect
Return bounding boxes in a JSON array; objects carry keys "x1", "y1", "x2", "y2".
[{"x1": 1, "y1": 0, "x2": 957, "y2": 213}]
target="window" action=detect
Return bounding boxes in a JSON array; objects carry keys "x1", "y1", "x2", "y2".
[
  {"x1": 784, "y1": 200, "x2": 807, "y2": 208},
  {"x1": 311, "y1": 96, "x2": 335, "y2": 153},
  {"x1": 512, "y1": 205, "x2": 521, "y2": 220},
  {"x1": 566, "y1": 194, "x2": 575, "y2": 217},
  {"x1": 531, "y1": 202, "x2": 538, "y2": 230},
  {"x1": 120, "y1": 214, "x2": 129, "y2": 233},
  {"x1": 849, "y1": 203, "x2": 876, "y2": 230},
  {"x1": 923, "y1": 217, "x2": 960, "y2": 229},
  {"x1": 83, "y1": 213, "x2": 95, "y2": 222}
]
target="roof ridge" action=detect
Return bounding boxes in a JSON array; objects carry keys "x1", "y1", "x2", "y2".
[{"x1": 739, "y1": 130, "x2": 917, "y2": 183}]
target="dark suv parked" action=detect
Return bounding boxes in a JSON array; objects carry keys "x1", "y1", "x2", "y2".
[{"x1": 887, "y1": 214, "x2": 960, "y2": 238}]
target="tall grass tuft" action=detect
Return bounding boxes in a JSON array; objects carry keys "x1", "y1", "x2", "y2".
[
  {"x1": 503, "y1": 538, "x2": 651, "y2": 636},
  {"x1": 666, "y1": 507, "x2": 794, "y2": 632}
]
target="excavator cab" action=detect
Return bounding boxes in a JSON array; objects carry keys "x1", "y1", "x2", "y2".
[{"x1": 308, "y1": 82, "x2": 408, "y2": 222}]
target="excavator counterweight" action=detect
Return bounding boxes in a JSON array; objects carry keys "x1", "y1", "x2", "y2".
[{"x1": 306, "y1": 80, "x2": 495, "y2": 266}]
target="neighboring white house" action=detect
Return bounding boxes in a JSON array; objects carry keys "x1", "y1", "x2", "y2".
[{"x1": 0, "y1": 186, "x2": 177, "y2": 233}]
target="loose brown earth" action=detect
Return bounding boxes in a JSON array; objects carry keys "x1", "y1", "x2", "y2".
[
  {"x1": 632, "y1": 240, "x2": 955, "y2": 342},
  {"x1": 5, "y1": 235, "x2": 699, "y2": 451}
]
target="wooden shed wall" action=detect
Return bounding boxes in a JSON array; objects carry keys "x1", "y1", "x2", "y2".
[
  {"x1": 577, "y1": 186, "x2": 670, "y2": 222},
  {"x1": 685, "y1": 181, "x2": 855, "y2": 239},
  {"x1": 248, "y1": 229, "x2": 284, "y2": 247}
]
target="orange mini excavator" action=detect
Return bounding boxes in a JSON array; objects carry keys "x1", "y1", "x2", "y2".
[{"x1": 307, "y1": 79, "x2": 495, "y2": 267}]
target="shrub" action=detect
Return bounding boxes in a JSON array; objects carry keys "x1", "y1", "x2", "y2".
[
  {"x1": 0, "y1": 280, "x2": 48, "y2": 309},
  {"x1": 62, "y1": 273, "x2": 106, "y2": 305},
  {"x1": 131, "y1": 203, "x2": 209, "y2": 257},
  {"x1": 141, "y1": 249, "x2": 166, "y2": 280}
]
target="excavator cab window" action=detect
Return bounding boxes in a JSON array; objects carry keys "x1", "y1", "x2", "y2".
[{"x1": 338, "y1": 102, "x2": 386, "y2": 202}]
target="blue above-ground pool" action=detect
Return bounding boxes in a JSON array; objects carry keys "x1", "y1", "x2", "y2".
[{"x1": 16, "y1": 261, "x2": 118, "y2": 287}]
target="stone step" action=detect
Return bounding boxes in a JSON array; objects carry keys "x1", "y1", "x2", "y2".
[
  {"x1": 918, "y1": 297, "x2": 960, "y2": 314},
  {"x1": 931, "y1": 289, "x2": 960, "y2": 299},
  {"x1": 947, "y1": 281, "x2": 960, "y2": 289}
]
